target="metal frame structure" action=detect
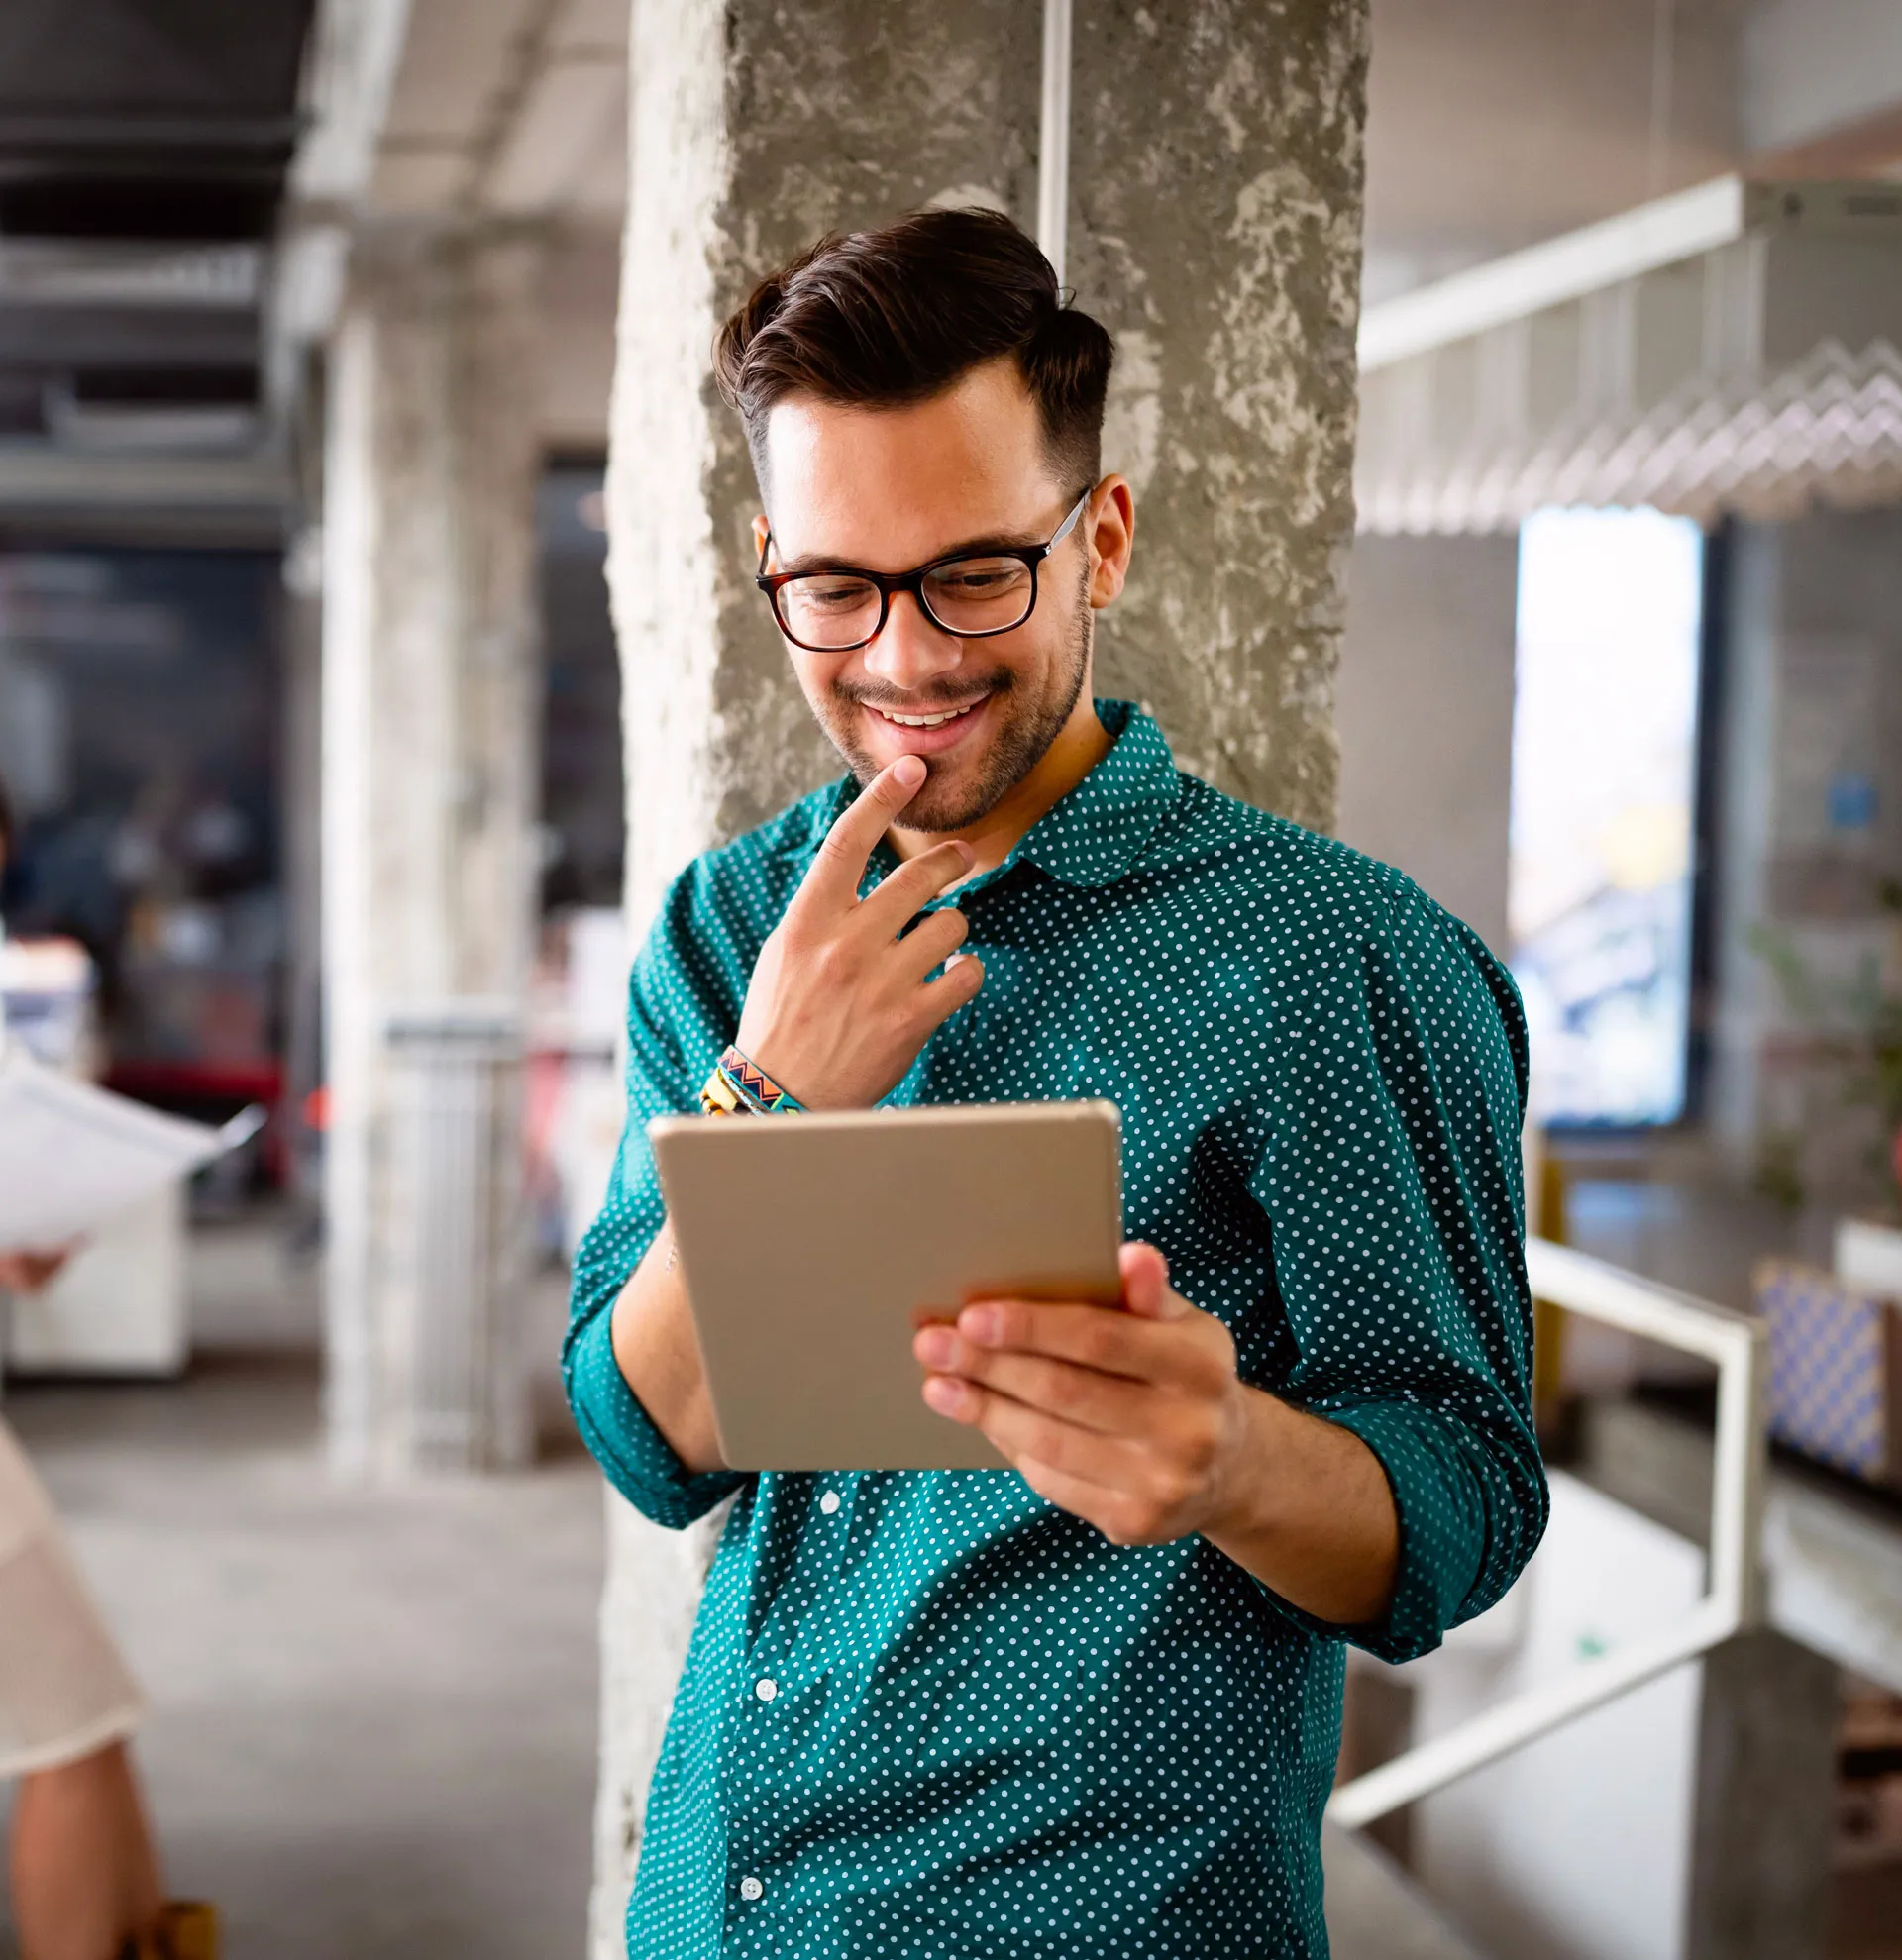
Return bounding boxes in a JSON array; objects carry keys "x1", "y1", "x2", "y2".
[
  {"x1": 1327, "y1": 1237, "x2": 1767, "y2": 1829},
  {"x1": 1357, "y1": 177, "x2": 1754, "y2": 373},
  {"x1": 1357, "y1": 174, "x2": 1902, "y2": 375}
]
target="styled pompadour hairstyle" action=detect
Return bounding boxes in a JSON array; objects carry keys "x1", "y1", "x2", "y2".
[{"x1": 713, "y1": 206, "x2": 1115, "y2": 496}]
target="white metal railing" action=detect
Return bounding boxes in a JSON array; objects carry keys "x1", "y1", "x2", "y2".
[{"x1": 1327, "y1": 1236, "x2": 1767, "y2": 1829}]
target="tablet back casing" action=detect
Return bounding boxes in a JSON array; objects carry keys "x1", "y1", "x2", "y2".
[{"x1": 651, "y1": 1101, "x2": 1122, "y2": 1471}]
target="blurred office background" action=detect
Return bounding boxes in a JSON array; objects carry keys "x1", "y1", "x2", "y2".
[{"x1": 0, "y1": 2, "x2": 1899, "y2": 1957}]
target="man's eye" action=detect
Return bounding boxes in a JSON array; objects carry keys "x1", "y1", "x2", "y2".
[
  {"x1": 933, "y1": 563, "x2": 1027, "y2": 597},
  {"x1": 795, "y1": 578, "x2": 877, "y2": 609}
]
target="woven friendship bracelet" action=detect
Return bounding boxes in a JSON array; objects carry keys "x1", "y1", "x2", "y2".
[{"x1": 716, "y1": 1044, "x2": 804, "y2": 1114}]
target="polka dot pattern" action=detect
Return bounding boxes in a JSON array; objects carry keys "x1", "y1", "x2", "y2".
[{"x1": 565, "y1": 701, "x2": 1548, "y2": 1958}]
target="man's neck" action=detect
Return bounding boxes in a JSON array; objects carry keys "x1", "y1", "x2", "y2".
[{"x1": 886, "y1": 692, "x2": 1113, "y2": 877}]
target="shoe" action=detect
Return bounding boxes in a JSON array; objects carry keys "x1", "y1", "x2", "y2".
[{"x1": 121, "y1": 1901, "x2": 220, "y2": 1960}]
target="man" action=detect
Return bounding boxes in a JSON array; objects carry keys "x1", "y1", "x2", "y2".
[{"x1": 566, "y1": 207, "x2": 1545, "y2": 1958}]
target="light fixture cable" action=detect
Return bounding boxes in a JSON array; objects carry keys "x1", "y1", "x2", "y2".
[
  {"x1": 1037, "y1": 0, "x2": 1073, "y2": 288},
  {"x1": 1646, "y1": 0, "x2": 1678, "y2": 200}
]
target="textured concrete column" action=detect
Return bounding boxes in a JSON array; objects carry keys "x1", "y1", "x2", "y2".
[
  {"x1": 1683, "y1": 1629, "x2": 1839, "y2": 1960},
  {"x1": 1070, "y1": 0, "x2": 1368, "y2": 831},
  {"x1": 322, "y1": 226, "x2": 545, "y2": 1478},
  {"x1": 590, "y1": 2, "x2": 1366, "y2": 1944}
]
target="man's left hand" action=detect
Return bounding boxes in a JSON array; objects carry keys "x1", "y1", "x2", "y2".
[{"x1": 911, "y1": 1242, "x2": 1250, "y2": 1547}]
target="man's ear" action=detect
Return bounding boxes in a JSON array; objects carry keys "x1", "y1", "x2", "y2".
[
  {"x1": 1086, "y1": 474, "x2": 1135, "y2": 610},
  {"x1": 750, "y1": 513, "x2": 772, "y2": 567}
]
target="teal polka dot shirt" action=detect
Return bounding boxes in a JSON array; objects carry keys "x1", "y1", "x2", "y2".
[{"x1": 566, "y1": 700, "x2": 1546, "y2": 1959}]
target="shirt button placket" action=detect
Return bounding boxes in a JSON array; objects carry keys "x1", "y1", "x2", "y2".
[{"x1": 808, "y1": 1480, "x2": 853, "y2": 1587}]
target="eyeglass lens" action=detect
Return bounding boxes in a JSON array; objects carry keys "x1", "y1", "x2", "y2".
[{"x1": 776, "y1": 555, "x2": 1035, "y2": 649}]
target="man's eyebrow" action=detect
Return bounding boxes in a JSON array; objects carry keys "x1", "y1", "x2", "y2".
[{"x1": 769, "y1": 529, "x2": 1046, "y2": 577}]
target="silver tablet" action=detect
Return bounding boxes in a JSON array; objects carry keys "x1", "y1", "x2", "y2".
[{"x1": 649, "y1": 1100, "x2": 1123, "y2": 1471}]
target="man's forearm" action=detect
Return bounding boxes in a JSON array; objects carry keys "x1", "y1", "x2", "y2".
[
  {"x1": 1200, "y1": 1390, "x2": 1400, "y2": 1628},
  {"x1": 608, "y1": 1223, "x2": 727, "y2": 1474}
]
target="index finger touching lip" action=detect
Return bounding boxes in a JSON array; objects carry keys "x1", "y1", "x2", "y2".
[{"x1": 806, "y1": 755, "x2": 927, "y2": 898}]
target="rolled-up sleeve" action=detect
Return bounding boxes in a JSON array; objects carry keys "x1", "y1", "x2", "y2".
[
  {"x1": 1249, "y1": 872, "x2": 1547, "y2": 1665},
  {"x1": 562, "y1": 870, "x2": 749, "y2": 1529}
]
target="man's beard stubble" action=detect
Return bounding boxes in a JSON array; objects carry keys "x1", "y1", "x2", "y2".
[{"x1": 816, "y1": 569, "x2": 1094, "y2": 834}]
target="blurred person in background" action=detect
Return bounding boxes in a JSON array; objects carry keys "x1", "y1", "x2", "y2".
[{"x1": 0, "y1": 774, "x2": 216, "y2": 1960}]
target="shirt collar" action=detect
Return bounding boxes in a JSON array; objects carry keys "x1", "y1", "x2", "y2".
[
  {"x1": 1015, "y1": 699, "x2": 1181, "y2": 889},
  {"x1": 807, "y1": 698, "x2": 1181, "y2": 894}
]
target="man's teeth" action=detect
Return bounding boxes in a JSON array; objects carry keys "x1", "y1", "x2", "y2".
[{"x1": 874, "y1": 700, "x2": 982, "y2": 729}]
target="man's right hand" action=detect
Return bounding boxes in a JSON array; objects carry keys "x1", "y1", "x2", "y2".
[{"x1": 734, "y1": 753, "x2": 986, "y2": 1108}]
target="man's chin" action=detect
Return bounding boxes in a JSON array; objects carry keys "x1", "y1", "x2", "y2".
[
  {"x1": 887, "y1": 775, "x2": 1004, "y2": 835},
  {"x1": 825, "y1": 712, "x2": 1013, "y2": 833},
  {"x1": 818, "y1": 656, "x2": 1079, "y2": 838},
  {"x1": 833, "y1": 740, "x2": 1004, "y2": 833}
]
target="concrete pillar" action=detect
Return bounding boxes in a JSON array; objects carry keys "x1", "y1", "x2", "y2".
[
  {"x1": 1069, "y1": 0, "x2": 1368, "y2": 833},
  {"x1": 1334, "y1": 535, "x2": 1520, "y2": 955},
  {"x1": 321, "y1": 226, "x2": 545, "y2": 1478},
  {"x1": 1683, "y1": 1629, "x2": 1839, "y2": 1960},
  {"x1": 590, "y1": 1, "x2": 1366, "y2": 1944}
]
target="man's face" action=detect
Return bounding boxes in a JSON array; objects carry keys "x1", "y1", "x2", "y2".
[{"x1": 757, "y1": 359, "x2": 1098, "y2": 833}]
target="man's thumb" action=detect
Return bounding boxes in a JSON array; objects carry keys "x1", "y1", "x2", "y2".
[{"x1": 1119, "y1": 1241, "x2": 1178, "y2": 1317}]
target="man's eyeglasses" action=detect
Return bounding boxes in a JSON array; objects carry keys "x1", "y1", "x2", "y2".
[{"x1": 755, "y1": 490, "x2": 1091, "y2": 654}]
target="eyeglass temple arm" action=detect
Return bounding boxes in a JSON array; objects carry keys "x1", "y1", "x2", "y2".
[{"x1": 1049, "y1": 488, "x2": 1091, "y2": 553}]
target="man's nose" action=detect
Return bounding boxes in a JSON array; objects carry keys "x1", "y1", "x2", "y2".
[{"x1": 862, "y1": 588, "x2": 963, "y2": 690}]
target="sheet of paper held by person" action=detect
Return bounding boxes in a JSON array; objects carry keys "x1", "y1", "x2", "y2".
[{"x1": 0, "y1": 1046, "x2": 264, "y2": 1250}]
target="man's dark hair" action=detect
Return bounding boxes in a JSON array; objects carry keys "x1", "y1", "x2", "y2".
[
  {"x1": 714, "y1": 206, "x2": 1114, "y2": 498},
  {"x1": 0, "y1": 772, "x2": 14, "y2": 864}
]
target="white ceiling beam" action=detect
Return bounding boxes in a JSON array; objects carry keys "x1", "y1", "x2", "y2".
[
  {"x1": 547, "y1": 0, "x2": 628, "y2": 57},
  {"x1": 483, "y1": 51, "x2": 625, "y2": 216},
  {"x1": 1358, "y1": 176, "x2": 1751, "y2": 371},
  {"x1": 290, "y1": 0, "x2": 416, "y2": 205},
  {"x1": 378, "y1": 0, "x2": 547, "y2": 161}
]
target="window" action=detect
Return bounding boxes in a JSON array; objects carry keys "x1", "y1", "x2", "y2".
[{"x1": 1509, "y1": 507, "x2": 1705, "y2": 1127}]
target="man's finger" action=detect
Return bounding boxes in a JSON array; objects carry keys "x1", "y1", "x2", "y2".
[
  {"x1": 803, "y1": 756, "x2": 926, "y2": 903},
  {"x1": 1011, "y1": 1454, "x2": 1130, "y2": 1537},
  {"x1": 915, "y1": 1337, "x2": 1156, "y2": 1437},
  {"x1": 1119, "y1": 1242, "x2": 1184, "y2": 1319},
  {"x1": 951, "y1": 1298, "x2": 1199, "y2": 1386},
  {"x1": 913, "y1": 951, "x2": 985, "y2": 1029},
  {"x1": 892, "y1": 904, "x2": 969, "y2": 985},
  {"x1": 927, "y1": 1375, "x2": 1145, "y2": 1489},
  {"x1": 860, "y1": 839, "x2": 976, "y2": 932}
]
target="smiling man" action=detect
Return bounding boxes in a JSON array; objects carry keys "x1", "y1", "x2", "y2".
[{"x1": 566, "y1": 208, "x2": 1546, "y2": 1959}]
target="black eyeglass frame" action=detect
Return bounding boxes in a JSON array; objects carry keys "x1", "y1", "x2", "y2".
[{"x1": 755, "y1": 488, "x2": 1093, "y2": 654}]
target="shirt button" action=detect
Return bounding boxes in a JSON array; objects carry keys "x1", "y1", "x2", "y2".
[
  {"x1": 740, "y1": 1876, "x2": 764, "y2": 1902},
  {"x1": 755, "y1": 1678, "x2": 777, "y2": 1702},
  {"x1": 819, "y1": 1490, "x2": 840, "y2": 1515}
]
